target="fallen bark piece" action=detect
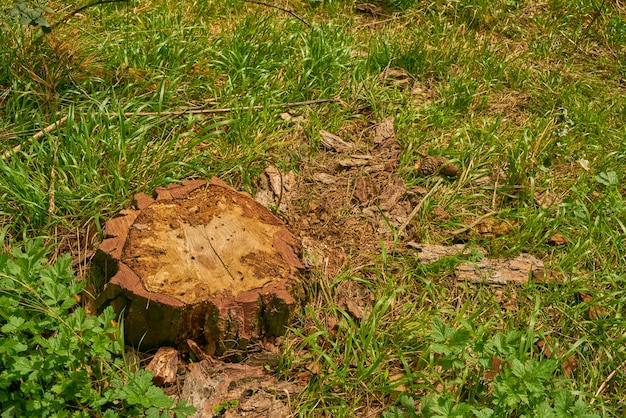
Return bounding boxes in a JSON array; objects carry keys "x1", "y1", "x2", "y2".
[
  {"x1": 338, "y1": 155, "x2": 373, "y2": 167},
  {"x1": 146, "y1": 346, "x2": 179, "y2": 386},
  {"x1": 181, "y1": 360, "x2": 303, "y2": 418},
  {"x1": 410, "y1": 244, "x2": 562, "y2": 285},
  {"x1": 456, "y1": 253, "x2": 554, "y2": 284},
  {"x1": 320, "y1": 130, "x2": 353, "y2": 152},
  {"x1": 408, "y1": 243, "x2": 487, "y2": 264},
  {"x1": 93, "y1": 178, "x2": 304, "y2": 351}
]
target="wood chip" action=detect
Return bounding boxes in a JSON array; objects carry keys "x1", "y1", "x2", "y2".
[
  {"x1": 548, "y1": 234, "x2": 568, "y2": 246},
  {"x1": 534, "y1": 190, "x2": 561, "y2": 209},
  {"x1": 187, "y1": 339, "x2": 214, "y2": 363},
  {"x1": 313, "y1": 172, "x2": 338, "y2": 184},
  {"x1": 320, "y1": 130, "x2": 353, "y2": 152},
  {"x1": 338, "y1": 157, "x2": 372, "y2": 167},
  {"x1": 354, "y1": 2, "x2": 385, "y2": 16},
  {"x1": 146, "y1": 346, "x2": 179, "y2": 386},
  {"x1": 338, "y1": 294, "x2": 365, "y2": 320}
]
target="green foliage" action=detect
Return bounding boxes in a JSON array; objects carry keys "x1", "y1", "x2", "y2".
[
  {"x1": 0, "y1": 236, "x2": 195, "y2": 417},
  {"x1": 213, "y1": 399, "x2": 239, "y2": 414},
  {"x1": 3, "y1": 1, "x2": 53, "y2": 32},
  {"x1": 384, "y1": 318, "x2": 599, "y2": 418}
]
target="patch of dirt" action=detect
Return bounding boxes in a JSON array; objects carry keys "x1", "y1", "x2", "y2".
[{"x1": 257, "y1": 116, "x2": 419, "y2": 278}]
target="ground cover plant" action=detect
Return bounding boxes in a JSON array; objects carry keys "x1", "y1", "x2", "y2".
[{"x1": 1, "y1": 0, "x2": 625, "y2": 416}]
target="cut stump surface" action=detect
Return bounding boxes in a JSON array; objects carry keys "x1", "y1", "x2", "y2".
[{"x1": 93, "y1": 178, "x2": 303, "y2": 351}]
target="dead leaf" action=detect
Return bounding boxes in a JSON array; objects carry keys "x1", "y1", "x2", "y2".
[
  {"x1": 338, "y1": 294, "x2": 365, "y2": 320},
  {"x1": 320, "y1": 130, "x2": 353, "y2": 152},
  {"x1": 493, "y1": 288, "x2": 518, "y2": 311},
  {"x1": 306, "y1": 361, "x2": 322, "y2": 375},
  {"x1": 534, "y1": 190, "x2": 561, "y2": 209},
  {"x1": 280, "y1": 112, "x2": 305, "y2": 123},
  {"x1": 146, "y1": 346, "x2": 179, "y2": 386},
  {"x1": 474, "y1": 219, "x2": 514, "y2": 238},
  {"x1": 537, "y1": 340, "x2": 578, "y2": 377},
  {"x1": 531, "y1": 268, "x2": 564, "y2": 285},
  {"x1": 484, "y1": 356, "x2": 504, "y2": 380},
  {"x1": 548, "y1": 234, "x2": 568, "y2": 246},
  {"x1": 374, "y1": 116, "x2": 396, "y2": 144},
  {"x1": 297, "y1": 371, "x2": 311, "y2": 385},
  {"x1": 578, "y1": 292, "x2": 605, "y2": 319},
  {"x1": 432, "y1": 207, "x2": 450, "y2": 221},
  {"x1": 561, "y1": 355, "x2": 578, "y2": 377}
]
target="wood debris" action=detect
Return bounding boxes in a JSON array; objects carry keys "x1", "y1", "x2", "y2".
[
  {"x1": 338, "y1": 156, "x2": 373, "y2": 167},
  {"x1": 354, "y1": 2, "x2": 385, "y2": 16},
  {"x1": 408, "y1": 243, "x2": 487, "y2": 264},
  {"x1": 456, "y1": 253, "x2": 557, "y2": 285},
  {"x1": 320, "y1": 130, "x2": 353, "y2": 152},
  {"x1": 548, "y1": 234, "x2": 568, "y2": 246},
  {"x1": 146, "y1": 346, "x2": 179, "y2": 386},
  {"x1": 181, "y1": 360, "x2": 302, "y2": 417},
  {"x1": 312, "y1": 172, "x2": 339, "y2": 184},
  {"x1": 409, "y1": 243, "x2": 562, "y2": 285}
]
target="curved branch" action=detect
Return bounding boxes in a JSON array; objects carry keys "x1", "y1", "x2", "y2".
[
  {"x1": 51, "y1": 0, "x2": 130, "y2": 30},
  {"x1": 244, "y1": 0, "x2": 310, "y2": 27}
]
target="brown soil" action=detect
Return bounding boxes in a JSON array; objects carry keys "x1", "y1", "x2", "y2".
[{"x1": 260, "y1": 117, "x2": 420, "y2": 279}]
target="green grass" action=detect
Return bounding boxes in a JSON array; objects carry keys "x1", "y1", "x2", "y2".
[{"x1": 1, "y1": 0, "x2": 625, "y2": 416}]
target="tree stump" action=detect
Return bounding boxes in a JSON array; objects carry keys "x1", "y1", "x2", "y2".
[{"x1": 93, "y1": 178, "x2": 304, "y2": 354}]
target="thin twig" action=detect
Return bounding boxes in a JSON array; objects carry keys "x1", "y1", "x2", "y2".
[
  {"x1": 122, "y1": 97, "x2": 338, "y2": 117},
  {"x1": 244, "y1": 0, "x2": 310, "y2": 27},
  {"x1": 398, "y1": 178, "x2": 443, "y2": 237},
  {"x1": 356, "y1": 15, "x2": 403, "y2": 30},
  {"x1": 451, "y1": 210, "x2": 499, "y2": 236},
  {"x1": 51, "y1": 0, "x2": 130, "y2": 30},
  {"x1": 591, "y1": 359, "x2": 626, "y2": 404},
  {"x1": 2, "y1": 116, "x2": 68, "y2": 159},
  {"x1": 48, "y1": 140, "x2": 59, "y2": 219},
  {"x1": 3, "y1": 99, "x2": 334, "y2": 157}
]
